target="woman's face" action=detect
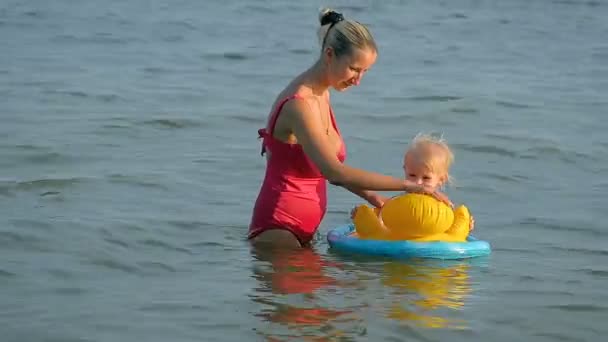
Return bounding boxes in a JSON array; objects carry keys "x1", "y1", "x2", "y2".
[{"x1": 325, "y1": 47, "x2": 377, "y2": 91}]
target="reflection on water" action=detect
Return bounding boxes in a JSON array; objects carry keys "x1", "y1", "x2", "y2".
[
  {"x1": 248, "y1": 245, "x2": 364, "y2": 340},
  {"x1": 249, "y1": 244, "x2": 486, "y2": 338},
  {"x1": 250, "y1": 245, "x2": 337, "y2": 295},
  {"x1": 380, "y1": 260, "x2": 474, "y2": 329}
]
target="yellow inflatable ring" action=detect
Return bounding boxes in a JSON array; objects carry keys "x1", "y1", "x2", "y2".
[{"x1": 353, "y1": 193, "x2": 471, "y2": 242}]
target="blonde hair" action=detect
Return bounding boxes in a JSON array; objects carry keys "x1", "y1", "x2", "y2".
[
  {"x1": 317, "y1": 8, "x2": 377, "y2": 58},
  {"x1": 404, "y1": 133, "x2": 455, "y2": 185}
]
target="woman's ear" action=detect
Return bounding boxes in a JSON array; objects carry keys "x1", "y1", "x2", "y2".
[{"x1": 323, "y1": 46, "x2": 335, "y2": 65}]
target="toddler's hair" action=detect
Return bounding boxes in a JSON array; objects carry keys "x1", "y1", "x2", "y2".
[{"x1": 404, "y1": 132, "x2": 455, "y2": 185}]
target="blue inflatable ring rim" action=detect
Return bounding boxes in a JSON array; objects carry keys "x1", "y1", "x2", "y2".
[{"x1": 327, "y1": 223, "x2": 491, "y2": 260}]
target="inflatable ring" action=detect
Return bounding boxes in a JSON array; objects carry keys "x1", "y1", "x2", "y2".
[{"x1": 327, "y1": 224, "x2": 491, "y2": 260}]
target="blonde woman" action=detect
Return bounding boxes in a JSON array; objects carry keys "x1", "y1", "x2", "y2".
[{"x1": 249, "y1": 9, "x2": 450, "y2": 248}]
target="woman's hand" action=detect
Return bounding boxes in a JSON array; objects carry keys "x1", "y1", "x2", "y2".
[
  {"x1": 367, "y1": 193, "x2": 388, "y2": 208},
  {"x1": 350, "y1": 194, "x2": 385, "y2": 220},
  {"x1": 405, "y1": 182, "x2": 453, "y2": 208}
]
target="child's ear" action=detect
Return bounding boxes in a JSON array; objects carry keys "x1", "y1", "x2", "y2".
[{"x1": 440, "y1": 174, "x2": 448, "y2": 187}]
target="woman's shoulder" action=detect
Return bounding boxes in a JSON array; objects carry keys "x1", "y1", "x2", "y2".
[
  {"x1": 272, "y1": 83, "x2": 329, "y2": 120},
  {"x1": 278, "y1": 95, "x2": 312, "y2": 118}
]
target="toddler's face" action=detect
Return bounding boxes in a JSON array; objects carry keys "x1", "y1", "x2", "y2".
[{"x1": 403, "y1": 155, "x2": 445, "y2": 190}]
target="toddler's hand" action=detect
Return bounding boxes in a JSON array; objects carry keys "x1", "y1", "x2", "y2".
[{"x1": 469, "y1": 215, "x2": 475, "y2": 231}]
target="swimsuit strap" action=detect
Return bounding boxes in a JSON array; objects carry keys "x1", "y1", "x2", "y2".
[
  {"x1": 258, "y1": 94, "x2": 304, "y2": 156},
  {"x1": 267, "y1": 94, "x2": 304, "y2": 136}
]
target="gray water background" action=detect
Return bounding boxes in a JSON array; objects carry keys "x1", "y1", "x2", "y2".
[{"x1": 1, "y1": 0, "x2": 607, "y2": 341}]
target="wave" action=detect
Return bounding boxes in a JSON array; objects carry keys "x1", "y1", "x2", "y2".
[
  {"x1": 454, "y1": 143, "x2": 518, "y2": 158},
  {"x1": 49, "y1": 32, "x2": 141, "y2": 45},
  {"x1": 518, "y1": 216, "x2": 605, "y2": 238},
  {"x1": 139, "y1": 118, "x2": 204, "y2": 129},
  {"x1": 477, "y1": 171, "x2": 530, "y2": 183},
  {"x1": 407, "y1": 95, "x2": 462, "y2": 102},
  {"x1": 41, "y1": 89, "x2": 127, "y2": 103},
  {"x1": 576, "y1": 268, "x2": 608, "y2": 278},
  {"x1": 520, "y1": 145, "x2": 596, "y2": 164},
  {"x1": 106, "y1": 174, "x2": 169, "y2": 191},
  {"x1": 495, "y1": 100, "x2": 534, "y2": 109},
  {"x1": 547, "y1": 246, "x2": 608, "y2": 257},
  {"x1": 0, "y1": 230, "x2": 54, "y2": 252},
  {"x1": 545, "y1": 303, "x2": 607, "y2": 313},
  {"x1": 202, "y1": 51, "x2": 251, "y2": 61},
  {"x1": 138, "y1": 238, "x2": 194, "y2": 255},
  {"x1": 230, "y1": 114, "x2": 265, "y2": 124},
  {"x1": 0, "y1": 177, "x2": 86, "y2": 193}
]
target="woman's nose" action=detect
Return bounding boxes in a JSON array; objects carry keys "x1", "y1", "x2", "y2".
[{"x1": 350, "y1": 72, "x2": 363, "y2": 86}]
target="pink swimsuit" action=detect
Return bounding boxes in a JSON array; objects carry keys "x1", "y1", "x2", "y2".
[{"x1": 249, "y1": 95, "x2": 347, "y2": 245}]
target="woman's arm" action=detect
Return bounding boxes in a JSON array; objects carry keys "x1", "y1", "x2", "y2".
[
  {"x1": 281, "y1": 98, "x2": 452, "y2": 206},
  {"x1": 283, "y1": 99, "x2": 410, "y2": 191}
]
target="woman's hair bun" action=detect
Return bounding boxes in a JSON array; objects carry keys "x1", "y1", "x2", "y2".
[{"x1": 318, "y1": 8, "x2": 344, "y2": 26}]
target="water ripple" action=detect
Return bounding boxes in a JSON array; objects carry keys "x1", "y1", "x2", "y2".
[
  {"x1": 547, "y1": 246, "x2": 608, "y2": 257},
  {"x1": 53, "y1": 287, "x2": 88, "y2": 296},
  {"x1": 138, "y1": 238, "x2": 194, "y2": 255},
  {"x1": 10, "y1": 218, "x2": 54, "y2": 230},
  {"x1": 230, "y1": 114, "x2": 264, "y2": 124},
  {"x1": 495, "y1": 100, "x2": 534, "y2": 109},
  {"x1": 140, "y1": 118, "x2": 203, "y2": 129},
  {"x1": 499, "y1": 289, "x2": 575, "y2": 297},
  {"x1": 0, "y1": 269, "x2": 17, "y2": 278},
  {"x1": 545, "y1": 303, "x2": 607, "y2": 312},
  {"x1": 202, "y1": 51, "x2": 251, "y2": 61},
  {"x1": 139, "y1": 302, "x2": 208, "y2": 313},
  {"x1": 100, "y1": 123, "x2": 132, "y2": 131},
  {"x1": 0, "y1": 230, "x2": 54, "y2": 252},
  {"x1": 49, "y1": 32, "x2": 141, "y2": 45},
  {"x1": 186, "y1": 241, "x2": 224, "y2": 248},
  {"x1": 103, "y1": 236, "x2": 130, "y2": 249},
  {"x1": 0, "y1": 144, "x2": 74, "y2": 165},
  {"x1": 47, "y1": 268, "x2": 74, "y2": 280},
  {"x1": 576, "y1": 268, "x2": 608, "y2": 278},
  {"x1": 478, "y1": 171, "x2": 529, "y2": 183},
  {"x1": 107, "y1": 174, "x2": 169, "y2": 191},
  {"x1": 553, "y1": 0, "x2": 601, "y2": 6},
  {"x1": 483, "y1": 133, "x2": 555, "y2": 145},
  {"x1": 41, "y1": 89, "x2": 126, "y2": 103},
  {"x1": 142, "y1": 66, "x2": 172, "y2": 74},
  {"x1": 532, "y1": 332, "x2": 582, "y2": 342},
  {"x1": 519, "y1": 217, "x2": 604, "y2": 237},
  {"x1": 88, "y1": 257, "x2": 140, "y2": 274},
  {"x1": 7, "y1": 177, "x2": 86, "y2": 192},
  {"x1": 166, "y1": 220, "x2": 205, "y2": 231},
  {"x1": 454, "y1": 143, "x2": 518, "y2": 158},
  {"x1": 136, "y1": 261, "x2": 177, "y2": 273},
  {"x1": 450, "y1": 106, "x2": 479, "y2": 114},
  {"x1": 521, "y1": 146, "x2": 594, "y2": 164},
  {"x1": 289, "y1": 48, "x2": 313, "y2": 55},
  {"x1": 491, "y1": 247, "x2": 543, "y2": 256},
  {"x1": 407, "y1": 95, "x2": 462, "y2": 102},
  {"x1": 449, "y1": 13, "x2": 468, "y2": 19}
]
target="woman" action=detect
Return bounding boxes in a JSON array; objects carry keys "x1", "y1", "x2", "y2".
[{"x1": 249, "y1": 8, "x2": 450, "y2": 247}]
